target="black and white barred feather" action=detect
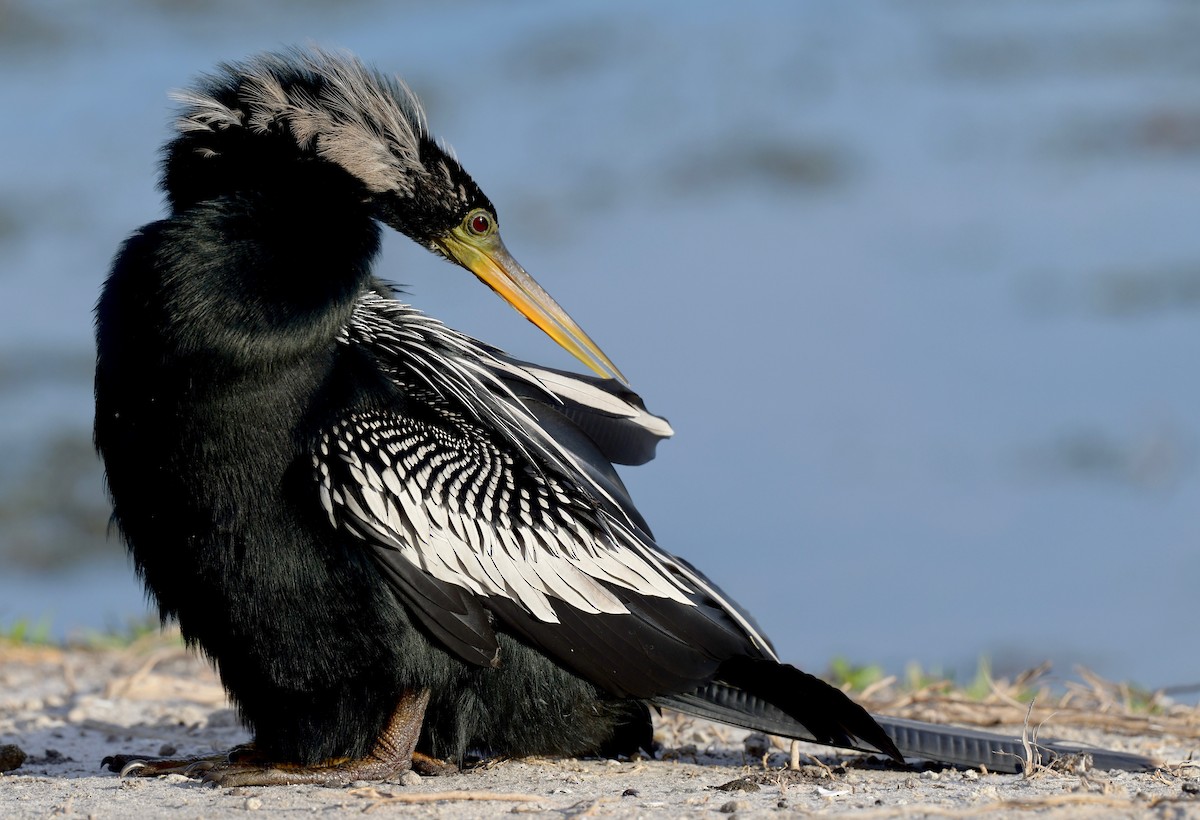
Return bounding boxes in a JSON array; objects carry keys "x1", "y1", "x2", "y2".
[{"x1": 310, "y1": 290, "x2": 778, "y2": 692}]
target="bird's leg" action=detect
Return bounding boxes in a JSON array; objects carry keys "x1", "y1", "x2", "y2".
[
  {"x1": 106, "y1": 690, "x2": 432, "y2": 787},
  {"x1": 192, "y1": 689, "x2": 431, "y2": 787}
]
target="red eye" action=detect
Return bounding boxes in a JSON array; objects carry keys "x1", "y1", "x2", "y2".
[{"x1": 469, "y1": 213, "x2": 491, "y2": 235}]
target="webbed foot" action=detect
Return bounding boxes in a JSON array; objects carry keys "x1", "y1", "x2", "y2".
[{"x1": 103, "y1": 690, "x2": 431, "y2": 786}]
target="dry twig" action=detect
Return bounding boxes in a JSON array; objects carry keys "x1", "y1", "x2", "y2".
[{"x1": 349, "y1": 786, "x2": 544, "y2": 811}]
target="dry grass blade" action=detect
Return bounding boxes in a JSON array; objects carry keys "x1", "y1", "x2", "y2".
[
  {"x1": 812, "y1": 793, "x2": 1174, "y2": 818},
  {"x1": 859, "y1": 674, "x2": 898, "y2": 701},
  {"x1": 104, "y1": 646, "x2": 178, "y2": 699},
  {"x1": 1018, "y1": 699, "x2": 1042, "y2": 779},
  {"x1": 348, "y1": 786, "x2": 545, "y2": 811},
  {"x1": 861, "y1": 665, "x2": 1200, "y2": 741}
]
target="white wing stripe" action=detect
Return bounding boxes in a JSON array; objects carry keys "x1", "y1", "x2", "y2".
[
  {"x1": 324, "y1": 294, "x2": 781, "y2": 641},
  {"x1": 319, "y1": 414, "x2": 697, "y2": 625}
]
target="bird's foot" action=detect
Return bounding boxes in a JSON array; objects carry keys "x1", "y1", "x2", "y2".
[
  {"x1": 411, "y1": 751, "x2": 458, "y2": 776},
  {"x1": 170, "y1": 754, "x2": 401, "y2": 787},
  {"x1": 101, "y1": 743, "x2": 257, "y2": 778},
  {"x1": 103, "y1": 690, "x2": 431, "y2": 786}
]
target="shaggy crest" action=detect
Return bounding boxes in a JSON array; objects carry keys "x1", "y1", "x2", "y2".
[{"x1": 171, "y1": 48, "x2": 432, "y2": 196}]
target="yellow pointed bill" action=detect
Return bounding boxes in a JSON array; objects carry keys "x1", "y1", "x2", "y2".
[{"x1": 434, "y1": 230, "x2": 628, "y2": 385}]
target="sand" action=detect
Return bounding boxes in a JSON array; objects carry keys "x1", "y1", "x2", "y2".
[{"x1": 1, "y1": 642, "x2": 1197, "y2": 818}]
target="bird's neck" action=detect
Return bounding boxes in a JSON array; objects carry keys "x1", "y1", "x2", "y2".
[{"x1": 155, "y1": 186, "x2": 381, "y2": 373}]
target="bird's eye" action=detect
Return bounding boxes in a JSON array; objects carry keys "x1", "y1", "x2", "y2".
[{"x1": 465, "y1": 210, "x2": 493, "y2": 237}]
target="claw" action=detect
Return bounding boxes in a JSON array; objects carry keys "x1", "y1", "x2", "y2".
[
  {"x1": 199, "y1": 770, "x2": 227, "y2": 787},
  {"x1": 119, "y1": 760, "x2": 148, "y2": 778},
  {"x1": 183, "y1": 759, "x2": 217, "y2": 774}
]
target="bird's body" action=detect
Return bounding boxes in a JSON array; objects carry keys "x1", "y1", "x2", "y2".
[
  {"x1": 94, "y1": 50, "x2": 899, "y2": 782},
  {"x1": 99, "y1": 49, "x2": 1146, "y2": 786},
  {"x1": 96, "y1": 246, "x2": 654, "y2": 763}
]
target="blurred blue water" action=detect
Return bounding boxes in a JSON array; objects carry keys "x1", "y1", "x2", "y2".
[{"x1": 1, "y1": 1, "x2": 1197, "y2": 692}]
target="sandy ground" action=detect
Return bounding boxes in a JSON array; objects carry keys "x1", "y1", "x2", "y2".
[{"x1": 1, "y1": 642, "x2": 1197, "y2": 819}]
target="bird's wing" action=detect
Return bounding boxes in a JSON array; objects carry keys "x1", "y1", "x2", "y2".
[
  {"x1": 366, "y1": 281, "x2": 673, "y2": 468},
  {"x1": 482, "y1": 355, "x2": 674, "y2": 467},
  {"x1": 471, "y1": 355, "x2": 670, "y2": 536},
  {"x1": 312, "y1": 291, "x2": 776, "y2": 697}
]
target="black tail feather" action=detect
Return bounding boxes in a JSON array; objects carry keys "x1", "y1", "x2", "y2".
[
  {"x1": 873, "y1": 715, "x2": 1158, "y2": 773},
  {"x1": 656, "y1": 657, "x2": 903, "y2": 763},
  {"x1": 654, "y1": 659, "x2": 1160, "y2": 774}
]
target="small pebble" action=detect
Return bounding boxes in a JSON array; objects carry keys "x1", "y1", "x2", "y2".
[
  {"x1": 963, "y1": 770, "x2": 979, "y2": 781},
  {"x1": 743, "y1": 733, "x2": 770, "y2": 758},
  {"x1": 621, "y1": 788, "x2": 639, "y2": 797},
  {"x1": 243, "y1": 796, "x2": 263, "y2": 811},
  {"x1": 398, "y1": 770, "x2": 421, "y2": 787},
  {"x1": 158, "y1": 744, "x2": 177, "y2": 756},
  {"x1": 0, "y1": 744, "x2": 26, "y2": 772},
  {"x1": 1182, "y1": 782, "x2": 1199, "y2": 795},
  {"x1": 719, "y1": 799, "x2": 746, "y2": 813},
  {"x1": 715, "y1": 777, "x2": 760, "y2": 793}
]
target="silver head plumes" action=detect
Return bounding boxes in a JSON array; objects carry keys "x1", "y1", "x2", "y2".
[{"x1": 163, "y1": 47, "x2": 625, "y2": 382}]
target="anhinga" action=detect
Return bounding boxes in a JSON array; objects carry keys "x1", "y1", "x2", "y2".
[{"x1": 95, "y1": 49, "x2": 1154, "y2": 786}]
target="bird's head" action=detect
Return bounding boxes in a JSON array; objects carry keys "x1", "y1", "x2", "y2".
[{"x1": 164, "y1": 47, "x2": 624, "y2": 383}]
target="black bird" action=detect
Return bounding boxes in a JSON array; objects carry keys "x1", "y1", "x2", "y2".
[{"x1": 96, "y1": 49, "x2": 1154, "y2": 785}]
